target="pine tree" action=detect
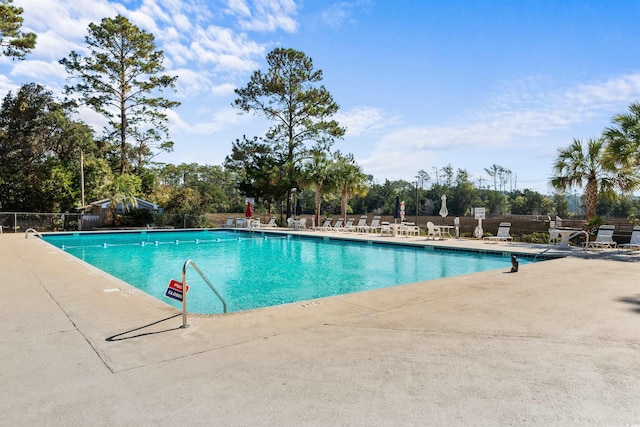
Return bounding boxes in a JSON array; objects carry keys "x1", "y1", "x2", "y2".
[
  {"x1": 60, "y1": 15, "x2": 179, "y2": 174},
  {"x1": 233, "y1": 48, "x2": 345, "y2": 217},
  {"x1": 0, "y1": 0, "x2": 36, "y2": 59}
]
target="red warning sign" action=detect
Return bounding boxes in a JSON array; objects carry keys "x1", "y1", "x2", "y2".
[{"x1": 165, "y1": 279, "x2": 189, "y2": 301}]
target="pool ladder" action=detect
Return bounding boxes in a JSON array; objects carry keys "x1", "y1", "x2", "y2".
[
  {"x1": 181, "y1": 259, "x2": 227, "y2": 328},
  {"x1": 24, "y1": 228, "x2": 43, "y2": 239}
]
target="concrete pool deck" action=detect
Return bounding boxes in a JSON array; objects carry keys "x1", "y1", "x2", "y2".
[{"x1": 1, "y1": 230, "x2": 639, "y2": 425}]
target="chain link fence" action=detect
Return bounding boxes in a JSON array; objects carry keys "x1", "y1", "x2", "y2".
[
  {"x1": 153, "y1": 213, "x2": 209, "y2": 229},
  {"x1": 0, "y1": 212, "x2": 81, "y2": 233},
  {"x1": 0, "y1": 212, "x2": 213, "y2": 233}
]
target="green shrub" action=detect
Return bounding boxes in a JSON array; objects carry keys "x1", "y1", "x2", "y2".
[{"x1": 519, "y1": 232, "x2": 549, "y2": 244}]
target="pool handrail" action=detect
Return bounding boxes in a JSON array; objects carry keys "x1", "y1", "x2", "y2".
[
  {"x1": 24, "y1": 228, "x2": 43, "y2": 239},
  {"x1": 181, "y1": 259, "x2": 227, "y2": 328},
  {"x1": 534, "y1": 229, "x2": 589, "y2": 261}
]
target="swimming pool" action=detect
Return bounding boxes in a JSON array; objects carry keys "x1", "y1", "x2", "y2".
[{"x1": 43, "y1": 230, "x2": 535, "y2": 314}]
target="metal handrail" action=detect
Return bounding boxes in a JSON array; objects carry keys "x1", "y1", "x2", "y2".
[
  {"x1": 576, "y1": 230, "x2": 589, "y2": 249},
  {"x1": 24, "y1": 228, "x2": 43, "y2": 239},
  {"x1": 534, "y1": 230, "x2": 589, "y2": 261},
  {"x1": 181, "y1": 259, "x2": 227, "y2": 328}
]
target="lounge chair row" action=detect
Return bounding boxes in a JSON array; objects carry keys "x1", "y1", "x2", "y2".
[
  {"x1": 548, "y1": 224, "x2": 639, "y2": 251},
  {"x1": 222, "y1": 216, "x2": 639, "y2": 252},
  {"x1": 222, "y1": 217, "x2": 278, "y2": 229},
  {"x1": 318, "y1": 216, "x2": 383, "y2": 233},
  {"x1": 319, "y1": 216, "x2": 423, "y2": 237},
  {"x1": 482, "y1": 222, "x2": 639, "y2": 251},
  {"x1": 583, "y1": 224, "x2": 640, "y2": 251}
]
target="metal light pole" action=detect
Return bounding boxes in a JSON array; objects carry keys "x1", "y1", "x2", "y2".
[
  {"x1": 292, "y1": 188, "x2": 297, "y2": 219},
  {"x1": 414, "y1": 181, "x2": 419, "y2": 224},
  {"x1": 80, "y1": 150, "x2": 85, "y2": 208}
]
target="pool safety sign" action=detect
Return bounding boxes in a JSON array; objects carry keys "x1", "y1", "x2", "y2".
[{"x1": 165, "y1": 279, "x2": 189, "y2": 301}]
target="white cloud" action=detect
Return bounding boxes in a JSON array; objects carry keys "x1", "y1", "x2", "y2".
[
  {"x1": 211, "y1": 83, "x2": 237, "y2": 96},
  {"x1": 75, "y1": 104, "x2": 110, "y2": 132},
  {"x1": 226, "y1": 0, "x2": 298, "y2": 33},
  {"x1": 165, "y1": 108, "x2": 190, "y2": 130},
  {"x1": 358, "y1": 72, "x2": 640, "y2": 184},
  {"x1": 173, "y1": 106, "x2": 260, "y2": 135},
  {"x1": 186, "y1": 25, "x2": 264, "y2": 72},
  {"x1": 18, "y1": 0, "x2": 124, "y2": 61},
  {"x1": 335, "y1": 106, "x2": 400, "y2": 137},
  {"x1": 321, "y1": 5, "x2": 350, "y2": 29},
  {"x1": 21, "y1": 0, "x2": 125, "y2": 39},
  {"x1": 563, "y1": 73, "x2": 640, "y2": 113},
  {"x1": 320, "y1": 1, "x2": 371, "y2": 30},
  {"x1": 6, "y1": 0, "x2": 274, "y2": 109},
  {"x1": 0, "y1": 74, "x2": 19, "y2": 96},
  {"x1": 26, "y1": 29, "x2": 83, "y2": 62},
  {"x1": 10, "y1": 60, "x2": 68, "y2": 88},
  {"x1": 226, "y1": 0, "x2": 252, "y2": 17},
  {"x1": 171, "y1": 67, "x2": 214, "y2": 97}
]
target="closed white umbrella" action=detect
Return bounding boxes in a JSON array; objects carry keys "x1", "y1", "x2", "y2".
[{"x1": 439, "y1": 195, "x2": 448, "y2": 239}]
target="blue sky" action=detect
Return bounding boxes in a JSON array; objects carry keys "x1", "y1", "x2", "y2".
[{"x1": 2, "y1": 0, "x2": 639, "y2": 193}]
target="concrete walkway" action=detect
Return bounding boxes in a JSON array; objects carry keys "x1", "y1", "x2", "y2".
[{"x1": 1, "y1": 231, "x2": 639, "y2": 425}]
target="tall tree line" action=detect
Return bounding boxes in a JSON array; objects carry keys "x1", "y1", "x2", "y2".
[{"x1": 2, "y1": 6, "x2": 638, "y2": 224}]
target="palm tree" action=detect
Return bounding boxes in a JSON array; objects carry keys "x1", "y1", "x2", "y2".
[
  {"x1": 332, "y1": 152, "x2": 369, "y2": 221},
  {"x1": 302, "y1": 151, "x2": 336, "y2": 228},
  {"x1": 550, "y1": 137, "x2": 635, "y2": 220},
  {"x1": 106, "y1": 173, "x2": 140, "y2": 224},
  {"x1": 604, "y1": 101, "x2": 640, "y2": 175}
]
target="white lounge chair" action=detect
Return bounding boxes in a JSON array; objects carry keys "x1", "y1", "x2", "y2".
[
  {"x1": 367, "y1": 216, "x2": 382, "y2": 233},
  {"x1": 484, "y1": 222, "x2": 513, "y2": 243},
  {"x1": 426, "y1": 221, "x2": 441, "y2": 240},
  {"x1": 380, "y1": 221, "x2": 393, "y2": 236},
  {"x1": 330, "y1": 218, "x2": 344, "y2": 231},
  {"x1": 619, "y1": 226, "x2": 640, "y2": 251},
  {"x1": 583, "y1": 225, "x2": 617, "y2": 250},
  {"x1": 342, "y1": 218, "x2": 355, "y2": 232},
  {"x1": 355, "y1": 216, "x2": 368, "y2": 233},
  {"x1": 260, "y1": 217, "x2": 277, "y2": 228},
  {"x1": 319, "y1": 218, "x2": 332, "y2": 231},
  {"x1": 222, "y1": 217, "x2": 234, "y2": 228}
]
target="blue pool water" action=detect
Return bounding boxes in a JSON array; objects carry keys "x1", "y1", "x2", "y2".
[{"x1": 42, "y1": 230, "x2": 533, "y2": 314}]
